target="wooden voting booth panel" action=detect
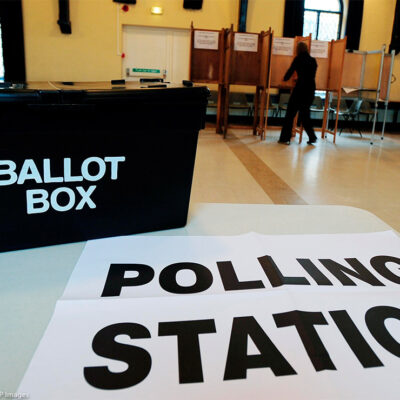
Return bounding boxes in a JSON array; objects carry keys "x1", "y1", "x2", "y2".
[
  {"x1": 222, "y1": 30, "x2": 272, "y2": 137},
  {"x1": 313, "y1": 40, "x2": 331, "y2": 91},
  {"x1": 189, "y1": 28, "x2": 224, "y2": 84},
  {"x1": 342, "y1": 52, "x2": 364, "y2": 89},
  {"x1": 323, "y1": 38, "x2": 346, "y2": 143},
  {"x1": 270, "y1": 38, "x2": 295, "y2": 88},
  {"x1": 259, "y1": 31, "x2": 272, "y2": 88},
  {"x1": 328, "y1": 39, "x2": 346, "y2": 91},
  {"x1": 189, "y1": 26, "x2": 225, "y2": 133},
  {"x1": 228, "y1": 32, "x2": 262, "y2": 85}
]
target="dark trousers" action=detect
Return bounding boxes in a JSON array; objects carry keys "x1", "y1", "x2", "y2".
[{"x1": 279, "y1": 90, "x2": 317, "y2": 142}]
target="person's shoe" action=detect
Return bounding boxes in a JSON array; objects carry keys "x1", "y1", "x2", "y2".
[
  {"x1": 307, "y1": 137, "x2": 317, "y2": 145},
  {"x1": 278, "y1": 140, "x2": 290, "y2": 145}
]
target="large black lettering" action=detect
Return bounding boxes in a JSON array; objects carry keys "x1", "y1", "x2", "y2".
[
  {"x1": 273, "y1": 311, "x2": 336, "y2": 371},
  {"x1": 84, "y1": 323, "x2": 151, "y2": 390},
  {"x1": 330, "y1": 310, "x2": 383, "y2": 368},
  {"x1": 217, "y1": 261, "x2": 265, "y2": 291},
  {"x1": 159, "y1": 263, "x2": 213, "y2": 294},
  {"x1": 258, "y1": 255, "x2": 310, "y2": 287},
  {"x1": 366, "y1": 306, "x2": 400, "y2": 357},
  {"x1": 370, "y1": 256, "x2": 400, "y2": 284},
  {"x1": 158, "y1": 319, "x2": 216, "y2": 383},
  {"x1": 101, "y1": 264, "x2": 154, "y2": 297},
  {"x1": 224, "y1": 316, "x2": 296, "y2": 380},
  {"x1": 297, "y1": 258, "x2": 333, "y2": 286},
  {"x1": 319, "y1": 258, "x2": 384, "y2": 286}
]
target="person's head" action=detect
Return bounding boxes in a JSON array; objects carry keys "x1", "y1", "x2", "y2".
[{"x1": 296, "y1": 41, "x2": 309, "y2": 56}]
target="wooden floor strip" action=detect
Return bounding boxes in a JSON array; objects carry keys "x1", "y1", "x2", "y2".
[{"x1": 226, "y1": 133, "x2": 307, "y2": 205}]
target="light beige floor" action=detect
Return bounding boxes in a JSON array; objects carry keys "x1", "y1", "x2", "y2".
[{"x1": 191, "y1": 127, "x2": 400, "y2": 231}]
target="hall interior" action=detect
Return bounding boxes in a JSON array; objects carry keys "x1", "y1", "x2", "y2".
[
  {"x1": 192, "y1": 128, "x2": 400, "y2": 231},
  {"x1": 18, "y1": 0, "x2": 400, "y2": 232}
]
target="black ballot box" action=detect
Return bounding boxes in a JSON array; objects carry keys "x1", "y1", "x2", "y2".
[{"x1": 0, "y1": 81, "x2": 209, "y2": 252}]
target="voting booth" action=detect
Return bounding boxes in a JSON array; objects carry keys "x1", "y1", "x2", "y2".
[
  {"x1": 15, "y1": 229, "x2": 400, "y2": 399},
  {"x1": 221, "y1": 28, "x2": 272, "y2": 138},
  {"x1": 0, "y1": 81, "x2": 209, "y2": 252},
  {"x1": 342, "y1": 45, "x2": 396, "y2": 144},
  {"x1": 321, "y1": 38, "x2": 347, "y2": 143},
  {"x1": 268, "y1": 34, "x2": 312, "y2": 142},
  {"x1": 267, "y1": 34, "x2": 346, "y2": 143},
  {"x1": 189, "y1": 25, "x2": 226, "y2": 133}
]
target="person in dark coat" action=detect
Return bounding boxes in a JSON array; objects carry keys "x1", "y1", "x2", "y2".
[{"x1": 278, "y1": 41, "x2": 318, "y2": 145}]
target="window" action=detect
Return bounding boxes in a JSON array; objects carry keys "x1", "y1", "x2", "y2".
[{"x1": 303, "y1": 0, "x2": 343, "y2": 41}]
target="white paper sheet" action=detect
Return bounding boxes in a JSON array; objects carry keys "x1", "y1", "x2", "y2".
[
  {"x1": 194, "y1": 31, "x2": 219, "y2": 50},
  {"x1": 19, "y1": 290, "x2": 400, "y2": 399},
  {"x1": 272, "y1": 37, "x2": 295, "y2": 56},
  {"x1": 311, "y1": 40, "x2": 329, "y2": 58},
  {"x1": 234, "y1": 33, "x2": 258, "y2": 52},
  {"x1": 343, "y1": 87, "x2": 360, "y2": 94},
  {"x1": 18, "y1": 231, "x2": 400, "y2": 399}
]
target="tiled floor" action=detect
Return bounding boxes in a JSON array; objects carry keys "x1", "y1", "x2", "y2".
[{"x1": 191, "y1": 127, "x2": 400, "y2": 231}]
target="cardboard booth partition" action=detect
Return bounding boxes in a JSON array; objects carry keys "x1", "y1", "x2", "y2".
[{"x1": 0, "y1": 82, "x2": 209, "y2": 252}]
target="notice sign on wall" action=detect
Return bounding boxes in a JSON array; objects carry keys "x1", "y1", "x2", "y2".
[
  {"x1": 311, "y1": 40, "x2": 329, "y2": 58},
  {"x1": 272, "y1": 37, "x2": 295, "y2": 56},
  {"x1": 234, "y1": 33, "x2": 258, "y2": 52},
  {"x1": 194, "y1": 31, "x2": 219, "y2": 50},
  {"x1": 19, "y1": 231, "x2": 400, "y2": 399}
]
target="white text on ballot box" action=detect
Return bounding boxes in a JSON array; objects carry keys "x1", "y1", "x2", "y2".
[{"x1": 19, "y1": 231, "x2": 400, "y2": 399}]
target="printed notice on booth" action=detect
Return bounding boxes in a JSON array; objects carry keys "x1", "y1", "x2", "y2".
[
  {"x1": 234, "y1": 33, "x2": 258, "y2": 52},
  {"x1": 194, "y1": 31, "x2": 219, "y2": 50},
  {"x1": 311, "y1": 40, "x2": 329, "y2": 58},
  {"x1": 272, "y1": 37, "x2": 294, "y2": 56}
]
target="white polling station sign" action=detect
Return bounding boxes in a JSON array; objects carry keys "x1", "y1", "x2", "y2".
[{"x1": 18, "y1": 231, "x2": 400, "y2": 399}]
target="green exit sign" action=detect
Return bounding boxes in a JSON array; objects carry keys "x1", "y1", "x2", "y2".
[{"x1": 132, "y1": 68, "x2": 161, "y2": 74}]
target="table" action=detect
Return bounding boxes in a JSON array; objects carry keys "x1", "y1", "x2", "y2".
[{"x1": 0, "y1": 203, "x2": 394, "y2": 392}]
